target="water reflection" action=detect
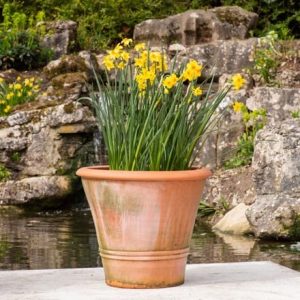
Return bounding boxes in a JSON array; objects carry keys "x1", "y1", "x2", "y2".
[
  {"x1": 0, "y1": 208, "x2": 99, "y2": 270},
  {"x1": 0, "y1": 208, "x2": 299, "y2": 271}
]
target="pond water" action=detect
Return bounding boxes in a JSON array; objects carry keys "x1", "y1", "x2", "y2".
[{"x1": 0, "y1": 208, "x2": 299, "y2": 271}]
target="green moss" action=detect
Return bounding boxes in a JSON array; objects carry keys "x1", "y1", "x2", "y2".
[
  {"x1": 63, "y1": 102, "x2": 75, "y2": 114},
  {"x1": 10, "y1": 151, "x2": 21, "y2": 163},
  {"x1": 44, "y1": 55, "x2": 87, "y2": 79},
  {"x1": 289, "y1": 215, "x2": 300, "y2": 240},
  {"x1": 0, "y1": 164, "x2": 11, "y2": 182}
]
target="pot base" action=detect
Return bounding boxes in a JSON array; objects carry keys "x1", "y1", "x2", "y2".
[
  {"x1": 105, "y1": 279, "x2": 184, "y2": 289},
  {"x1": 101, "y1": 248, "x2": 188, "y2": 289}
]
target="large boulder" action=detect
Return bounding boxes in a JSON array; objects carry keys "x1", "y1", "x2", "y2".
[
  {"x1": 0, "y1": 176, "x2": 73, "y2": 207},
  {"x1": 43, "y1": 51, "x2": 99, "y2": 80},
  {"x1": 134, "y1": 6, "x2": 257, "y2": 47},
  {"x1": 40, "y1": 20, "x2": 77, "y2": 59},
  {"x1": 175, "y1": 38, "x2": 257, "y2": 78},
  {"x1": 247, "y1": 119, "x2": 300, "y2": 239}
]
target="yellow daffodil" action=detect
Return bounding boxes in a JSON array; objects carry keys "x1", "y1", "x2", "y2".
[
  {"x1": 30, "y1": 77, "x2": 35, "y2": 82},
  {"x1": 103, "y1": 55, "x2": 115, "y2": 70},
  {"x1": 0, "y1": 78, "x2": 4, "y2": 83},
  {"x1": 233, "y1": 101, "x2": 244, "y2": 113},
  {"x1": 6, "y1": 92, "x2": 13, "y2": 100},
  {"x1": 181, "y1": 60, "x2": 202, "y2": 81},
  {"x1": 121, "y1": 38, "x2": 133, "y2": 47},
  {"x1": 14, "y1": 83, "x2": 22, "y2": 90},
  {"x1": 4, "y1": 105, "x2": 11, "y2": 113},
  {"x1": 134, "y1": 43, "x2": 146, "y2": 52},
  {"x1": 9, "y1": 84, "x2": 13, "y2": 89},
  {"x1": 192, "y1": 87, "x2": 203, "y2": 96},
  {"x1": 164, "y1": 89, "x2": 169, "y2": 94},
  {"x1": 134, "y1": 56, "x2": 146, "y2": 68},
  {"x1": 232, "y1": 74, "x2": 246, "y2": 90},
  {"x1": 163, "y1": 73, "x2": 179, "y2": 89},
  {"x1": 120, "y1": 51, "x2": 130, "y2": 62},
  {"x1": 17, "y1": 92, "x2": 22, "y2": 97},
  {"x1": 24, "y1": 78, "x2": 30, "y2": 86},
  {"x1": 117, "y1": 61, "x2": 126, "y2": 69},
  {"x1": 27, "y1": 91, "x2": 33, "y2": 96}
]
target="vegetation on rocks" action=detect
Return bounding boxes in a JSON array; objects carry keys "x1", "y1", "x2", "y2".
[
  {"x1": 0, "y1": 0, "x2": 298, "y2": 50},
  {"x1": 0, "y1": 164, "x2": 10, "y2": 181},
  {"x1": 224, "y1": 102, "x2": 267, "y2": 169},
  {"x1": 0, "y1": 76, "x2": 42, "y2": 116}
]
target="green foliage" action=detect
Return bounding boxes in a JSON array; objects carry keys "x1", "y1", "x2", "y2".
[
  {"x1": 0, "y1": 0, "x2": 298, "y2": 50},
  {"x1": 250, "y1": 31, "x2": 282, "y2": 85},
  {"x1": 198, "y1": 201, "x2": 216, "y2": 217},
  {"x1": 291, "y1": 110, "x2": 300, "y2": 119},
  {"x1": 10, "y1": 151, "x2": 21, "y2": 163},
  {"x1": 224, "y1": 102, "x2": 267, "y2": 169},
  {"x1": 0, "y1": 77, "x2": 41, "y2": 116},
  {"x1": 198, "y1": 197, "x2": 230, "y2": 218},
  {"x1": 0, "y1": 164, "x2": 10, "y2": 181},
  {"x1": 0, "y1": 4, "x2": 52, "y2": 70}
]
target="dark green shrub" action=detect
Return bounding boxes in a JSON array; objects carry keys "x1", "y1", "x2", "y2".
[{"x1": 0, "y1": 4, "x2": 52, "y2": 70}]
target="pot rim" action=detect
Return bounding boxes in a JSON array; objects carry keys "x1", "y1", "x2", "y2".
[{"x1": 76, "y1": 165, "x2": 212, "y2": 181}]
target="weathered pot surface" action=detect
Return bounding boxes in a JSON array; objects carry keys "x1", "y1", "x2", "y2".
[{"x1": 76, "y1": 166, "x2": 212, "y2": 288}]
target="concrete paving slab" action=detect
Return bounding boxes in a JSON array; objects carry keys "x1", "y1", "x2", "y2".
[{"x1": 0, "y1": 261, "x2": 299, "y2": 300}]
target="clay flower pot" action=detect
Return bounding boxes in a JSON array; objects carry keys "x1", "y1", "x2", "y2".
[{"x1": 76, "y1": 166, "x2": 211, "y2": 288}]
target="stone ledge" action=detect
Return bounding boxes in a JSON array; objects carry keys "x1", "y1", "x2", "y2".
[{"x1": 0, "y1": 262, "x2": 299, "y2": 299}]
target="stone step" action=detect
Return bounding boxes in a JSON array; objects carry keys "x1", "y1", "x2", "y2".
[{"x1": 0, "y1": 262, "x2": 299, "y2": 300}]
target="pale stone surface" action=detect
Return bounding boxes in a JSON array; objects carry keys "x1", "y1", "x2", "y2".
[
  {"x1": 202, "y1": 166, "x2": 256, "y2": 208},
  {"x1": 175, "y1": 38, "x2": 257, "y2": 78},
  {"x1": 0, "y1": 262, "x2": 299, "y2": 300},
  {"x1": 247, "y1": 119, "x2": 300, "y2": 239},
  {"x1": 0, "y1": 176, "x2": 72, "y2": 206},
  {"x1": 134, "y1": 6, "x2": 258, "y2": 47},
  {"x1": 213, "y1": 203, "x2": 252, "y2": 235},
  {"x1": 247, "y1": 87, "x2": 300, "y2": 122}
]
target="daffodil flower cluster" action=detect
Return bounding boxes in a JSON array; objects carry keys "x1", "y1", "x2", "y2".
[
  {"x1": 93, "y1": 38, "x2": 247, "y2": 171},
  {"x1": 102, "y1": 39, "x2": 245, "y2": 100},
  {"x1": 0, "y1": 76, "x2": 42, "y2": 116},
  {"x1": 103, "y1": 39, "x2": 132, "y2": 71}
]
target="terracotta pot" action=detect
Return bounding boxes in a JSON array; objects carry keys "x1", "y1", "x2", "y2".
[{"x1": 76, "y1": 166, "x2": 211, "y2": 288}]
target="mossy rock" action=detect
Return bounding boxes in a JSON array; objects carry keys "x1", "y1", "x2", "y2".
[
  {"x1": 51, "y1": 72, "x2": 87, "y2": 89},
  {"x1": 44, "y1": 54, "x2": 88, "y2": 79}
]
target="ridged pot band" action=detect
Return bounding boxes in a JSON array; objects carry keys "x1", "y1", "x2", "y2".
[{"x1": 100, "y1": 248, "x2": 189, "y2": 261}]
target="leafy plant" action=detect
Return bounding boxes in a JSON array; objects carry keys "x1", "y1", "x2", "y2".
[
  {"x1": 0, "y1": 76, "x2": 42, "y2": 116},
  {"x1": 198, "y1": 201, "x2": 216, "y2": 217},
  {"x1": 198, "y1": 197, "x2": 230, "y2": 218},
  {"x1": 224, "y1": 102, "x2": 267, "y2": 169},
  {"x1": 0, "y1": 164, "x2": 10, "y2": 181},
  {"x1": 84, "y1": 39, "x2": 245, "y2": 171},
  {"x1": 0, "y1": 4, "x2": 52, "y2": 70},
  {"x1": 250, "y1": 31, "x2": 282, "y2": 85}
]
